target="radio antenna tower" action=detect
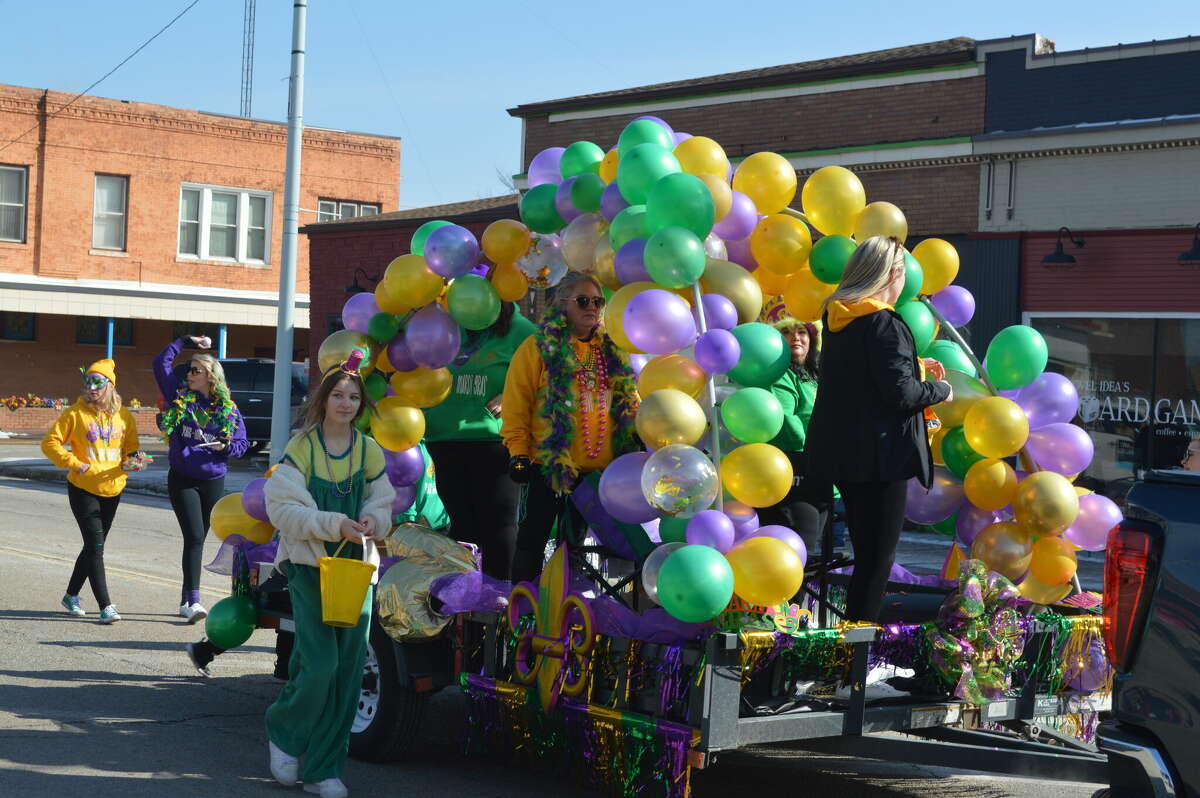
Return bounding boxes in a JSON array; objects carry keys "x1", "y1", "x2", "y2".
[{"x1": 240, "y1": 0, "x2": 256, "y2": 117}]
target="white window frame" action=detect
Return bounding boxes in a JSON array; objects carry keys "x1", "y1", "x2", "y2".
[
  {"x1": 0, "y1": 165, "x2": 28, "y2": 243},
  {"x1": 177, "y1": 183, "x2": 272, "y2": 264},
  {"x1": 92, "y1": 174, "x2": 128, "y2": 251},
  {"x1": 317, "y1": 198, "x2": 380, "y2": 222}
]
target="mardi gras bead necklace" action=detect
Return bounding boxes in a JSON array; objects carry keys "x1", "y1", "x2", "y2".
[
  {"x1": 321, "y1": 429, "x2": 357, "y2": 497},
  {"x1": 576, "y1": 340, "x2": 609, "y2": 460}
]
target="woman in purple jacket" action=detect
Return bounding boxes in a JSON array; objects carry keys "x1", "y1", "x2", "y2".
[{"x1": 154, "y1": 336, "x2": 249, "y2": 622}]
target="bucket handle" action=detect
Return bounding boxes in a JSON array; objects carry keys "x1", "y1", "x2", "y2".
[{"x1": 330, "y1": 531, "x2": 374, "y2": 562}]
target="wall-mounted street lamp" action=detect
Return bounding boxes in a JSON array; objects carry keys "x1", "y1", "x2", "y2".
[
  {"x1": 345, "y1": 266, "x2": 381, "y2": 294},
  {"x1": 1178, "y1": 223, "x2": 1200, "y2": 265},
  {"x1": 1042, "y1": 226, "x2": 1085, "y2": 267}
]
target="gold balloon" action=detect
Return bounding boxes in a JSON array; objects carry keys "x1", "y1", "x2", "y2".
[
  {"x1": 371, "y1": 398, "x2": 425, "y2": 452},
  {"x1": 491, "y1": 261, "x2": 529, "y2": 302},
  {"x1": 751, "y1": 214, "x2": 813, "y2": 275},
  {"x1": 1013, "y1": 471, "x2": 1080, "y2": 537},
  {"x1": 604, "y1": 281, "x2": 657, "y2": 353},
  {"x1": 674, "y1": 135, "x2": 730, "y2": 179},
  {"x1": 481, "y1": 219, "x2": 531, "y2": 265},
  {"x1": 375, "y1": 279, "x2": 410, "y2": 315},
  {"x1": 374, "y1": 348, "x2": 395, "y2": 375},
  {"x1": 634, "y1": 388, "x2": 708, "y2": 450},
  {"x1": 934, "y1": 369, "x2": 989, "y2": 428},
  {"x1": 383, "y1": 254, "x2": 443, "y2": 310},
  {"x1": 727, "y1": 536, "x2": 805, "y2": 607},
  {"x1": 800, "y1": 165, "x2": 866, "y2": 237},
  {"x1": 969, "y1": 521, "x2": 1033, "y2": 582},
  {"x1": 914, "y1": 238, "x2": 960, "y2": 296},
  {"x1": 592, "y1": 235, "x2": 621, "y2": 291},
  {"x1": 377, "y1": 523, "x2": 477, "y2": 641},
  {"x1": 853, "y1": 201, "x2": 908, "y2": 243},
  {"x1": 211, "y1": 492, "x2": 274, "y2": 544},
  {"x1": 964, "y1": 458, "x2": 1018, "y2": 511},
  {"x1": 638, "y1": 354, "x2": 707, "y2": 399},
  {"x1": 318, "y1": 329, "x2": 377, "y2": 378},
  {"x1": 1017, "y1": 573, "x2": 1072, "y2": 605},
  {"x1": 931, "y1": 426, "x2": 949, "y2": 465},
  {"x1": 561, "y1": 212, "x2": 609, "y2": 273},
  {"x1": 782, "y1": 266, "x2": 835, "y2": 323},
  {"x1": 720, "y1": 443, "x2": 793, "y2": 508},
  {"x1": 598, "y1": 148, "x2": 619, "y2": 183},
  {"x1": 964, "y1": 396, "x2": 1030, "y2": 459},
  {"x1": 700, "y1": 258, "x2": 763, "y2": 324},
  {"x1": 389, "y1": 367, "x2": 452, "y2": 408},
  {"x1": 732, "y1": 152, "x2": 798, "y2": 216},
  {"x1": 1029, "y1": 535, "x2": 1078, "y2": 585},
  {"x1": 754, "y1": 267, "x2": 791, "y2": 297},
  {"x1": 698, "y1": 173, "x2": 733, "y2": 222}
]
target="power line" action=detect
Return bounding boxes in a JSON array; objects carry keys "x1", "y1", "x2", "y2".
[{"x1": 0, "y1": 0, "x2": 203, "y2": 157}]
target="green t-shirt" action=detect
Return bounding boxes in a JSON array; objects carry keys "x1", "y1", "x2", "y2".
[
  {"x1": 394, "y1": 442, "x2": 450, "y2": 529},
  {"x1": 423, "y1": 309, "x2": 537, "y2": 442},
  {"x1": 768, "y1": 368, "x2": 818, "y2": 453}
]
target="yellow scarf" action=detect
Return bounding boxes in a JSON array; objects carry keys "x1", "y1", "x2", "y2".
[{"x1": 825, "y1": 298, "x2": 893, "y2": 332}]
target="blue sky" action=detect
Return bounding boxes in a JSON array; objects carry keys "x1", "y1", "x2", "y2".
[{"x1": 1, "y1": 0, "x2": 1193, "y2": 210}]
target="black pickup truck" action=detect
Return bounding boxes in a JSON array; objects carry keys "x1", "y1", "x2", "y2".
[{"x1": 1097, "y1": 467, "x2": 1200, "y2": 797}]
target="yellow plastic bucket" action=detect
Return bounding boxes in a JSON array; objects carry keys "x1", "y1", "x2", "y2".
[{"x1": 318, "y1": 539, "x2": 377, "y2": 628}]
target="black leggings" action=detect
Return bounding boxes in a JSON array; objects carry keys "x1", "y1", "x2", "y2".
[
  {"x1": 168, "y1": 470, "x2": 225, "y2": 595},
  {"x1": 838, "y1": 480, "x2": 908, "y2": 623},
  {"x1": 757, "y1": 451, "x2": 832, "y2": 559},
  {"x1": 66, "y1": 483, "x2": 121, "y2": 608},
  {"x1": 426, "y1": 441, "x2": 521, "y2": 581},
  {"x1": 511, "y1": 465, "x2": 585, "y2": 584}
]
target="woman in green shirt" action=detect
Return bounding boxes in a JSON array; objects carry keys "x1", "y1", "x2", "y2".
[{"x1": 424, "y1": 301, "x2": 536, "y2": 580}]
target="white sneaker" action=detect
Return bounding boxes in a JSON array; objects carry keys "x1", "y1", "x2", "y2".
[
  {"x1": 182, "y1": 603, "x2": 208, "y2": 625},
  {"x1": 268, "y1": 741, "x2": 298, "y2": 786},
  {"x1": 304, "y1": 778, "x2": 348, "y2": 798},
  {"x1": 178, "y1": 603, "x2": 188, "y2": 618}
]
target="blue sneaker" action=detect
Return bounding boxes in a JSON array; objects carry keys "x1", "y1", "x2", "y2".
[
  {"x1": 98, "y1": 605, "x2": 121, "y2": 624},
  {"x1": 61, "y1": 595, "x2": 86, "y2": 617}
]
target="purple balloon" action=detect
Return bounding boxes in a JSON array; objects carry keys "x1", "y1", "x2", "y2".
[
  {"x1": 392, "y1": 483, "x2": 417, "y2": 514},
  {"x1": 686, "y1": 510, "x2": 735, "y2": 553},
  {"x1": 1015, "y1": 372, "x2": 1080, "y2": 430},
  {"x1": 1025, "y1": 423, "x2": 1095, "y2": 476},
  {"x1": 930, "y1": 286, "x2": 976, "y2": 328},
  {"x1": 672, "y1": 131, "x2": 693, "y2": 146},
  {"x1": 242, "y1": 477, "x2": 269, "y2": 522},
  {"x1": 629, "y1": 353, "x2": 651, "y2": 376},
  {"x1": 599, "y1": 452, "x2": 657, "y2": 524},
  {"x1": 528, "y1": 147, "x2": 565, "y2": 188},
  {"x1": 341, "y1": 292, "x2": 380, "y2": 334},
  {"x1": 1064, "y1": 638, "x2": 1111, "y2": 692},
  {"x1": 470, "y1": 263, "x2": 491, "y2": 278},
  {"x1": 424, "y1": 224, "x2": 480, "y2": 279},
  {"x1": 405, "y1": 304, "x2": 461, "y2": 369},
  {"x1": 725, "y1": 501, "x2": 759, "y2": 541},
  {"x1": 384, "y1": 445, "x2": 425, "y2": 488},
  {"x1": 623, "y1": 289, "x2": 697, "y2": 355},
  {"x1": 723, "y1": 235, "x2": 757, "y2": 271},
  {"x1": 387, "y1": 332, "x2": 417, "y2": 372},
  {"x1": 614, "y1": 239, "x2": 651, "y2": 284},
  {"x1": 633, "y1": 115, "x2": 675, "y2": 140},
  {"x1": 554, "y1": 177, "x2": 583, "y2": 224},
  {"x1": 694, "y1": 329, "x2": 741, "y2": 374},
  {"x1": 1064, "y1": 493, "x2": 1122, "y2": 551},
  {"x1": 713, "y1": 190, "x2": 757, "y2": 241},
  {"x1": 955, "y1": 504, "x2": 1001, "y2": 548},
  {"x1": 694, "y1": 293, "x2": 738, "y2": 331},
  {"x1": 750, "y1": 524, "x2": 808, "y2": 566},
  {"x1": 905, "y1": 469, "x2": 965, "y2": 525},
  {"x1": 599, "y1": 181, "x2": 630, "y2": 222}
]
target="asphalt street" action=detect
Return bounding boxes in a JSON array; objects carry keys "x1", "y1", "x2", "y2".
[{"x1": 0, "y1": 475, "x2": 1105, "y2": 798}]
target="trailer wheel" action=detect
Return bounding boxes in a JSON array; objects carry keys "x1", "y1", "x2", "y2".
[{"x1": 348, "y1": 620, "x2": 428, "y2": 762}]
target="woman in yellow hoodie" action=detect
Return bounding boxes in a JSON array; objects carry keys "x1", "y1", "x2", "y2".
[
  {"x1": 502, "y1": 272, "x2": 640, "y2": 583},
  {"x1": 42, "y1": 359, "x2": 141, "y2": 623}
]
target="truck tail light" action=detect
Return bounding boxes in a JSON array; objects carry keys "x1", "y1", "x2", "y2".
[{"x1": 1102, "y1": 520, "x2": 1159, "y2": 672}]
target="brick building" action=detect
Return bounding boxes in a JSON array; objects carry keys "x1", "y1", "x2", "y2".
[{"x1": 0, "y1": 83, "x2": 400, "y2": 406}]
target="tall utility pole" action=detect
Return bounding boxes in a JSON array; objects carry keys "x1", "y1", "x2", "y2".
[
  {"x1": 240, "y1": 0, "x2": 256, "y2": 117},
  {"x1": 269, "y1": 0, "x2": 306, "y2": 458}
]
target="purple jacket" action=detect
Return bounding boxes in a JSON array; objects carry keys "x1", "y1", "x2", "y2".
[{"x1": 154, "y1": 339, "x2": 249, "y2": 480}]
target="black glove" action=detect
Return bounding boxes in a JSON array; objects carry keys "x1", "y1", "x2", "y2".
[{"x1": 508, "y1": 456, "x2": 533, "y2": 484}]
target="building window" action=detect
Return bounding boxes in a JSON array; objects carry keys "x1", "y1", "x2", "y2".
[
  {"x1": 92, "y1": 174, "x2": 128, "y2": 251},
  {"x1": 0, "y1": 165, "x2": 28, "y2": 243},
  {"x1": 177, "y1": 184, "x2": 272, "y2": 263},
  {"x1": 0, "y1": 311, "x2": 35, "y2": 341},
  {"x1": 317, "y1": 199, "x2": 380, "y2": 222},
  {"x1": 76, "y1": 317, "x2": 134, "y2": 346}
]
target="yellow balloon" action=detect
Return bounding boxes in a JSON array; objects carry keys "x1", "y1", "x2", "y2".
[
  {"x1": 782, "y1": 266, "x2": 835, "y2": 323},
  {"x1": 969, "y1": 521, "x2": 1033, "y2": 582},
  {"x1": 374, "y1": 348, "x2": 395, "y2": 375},
  {"x1": 800, "y1": 166, "x2": 866, "y2": 237},
  {"x1": 853, "y1": 201, "x2": 908, "y2": 243},
  {"x1": 1074, "y1": 486, "x2": 1094, "y2": 497},
  {"x1": 930, "y1": 426, "x2": 949, "y2": 465},
  {"x1": 491, "y1": 261, "x2": 529, "y2": 302},
  {"x1": 318, "y1": 329, "x2": 377, "y2": 378},
  {"x1": 750, "y1": 214, "x2": 812, "y2": 275},
  {"x1": 727, "y1": 536, "x2": 805, "y2": 607},
  {"x1": 1030, "y1": 535, "x2": 1078, "y2": 585},
  {"x1": 1013, "y1": 471, "x2": 1080, "y2": 537},
  {"x1": 934, "y1": 370, "x2": 989, "y2": 427},
  {"x1": 383, "y1": 254, "x2": 444, "y2": 310},
  {"x1": 1018, "y1": 573, "x2": 1072, "y2": 605},
  {"x1": 389, "y1": 367, "x2": 452, "y2": 408},
  {"x1": 598, "y1": 148, "x2": 619, "y2": 183},
  {"x1": 964, "y1": 396, "x2": 1029, "y2": 459},
  {"x1": 674, "y1": 136, "x2": 730, "y2": 179},
  {"x1": 964, "y1": 458, "x2": 1018, "y2": 511},
  {"x1": 481, "y1": 219, "x2": 531, "y2": 265},
  {"x1": 375, "y1": 279, "x2": 410, "y2": 315},
  {"x1": 211, "y1": 492, "x2": 274, "y2": 544},
  {"x1": 604, "y1": 281, "x2": 657, "y2": 353},
  {"x1": 732, "y1": 152, "x2": 797, "y2": 216},
  {"x1": 638, "y1": 354, "x2": 707, "y2": 400},
  {"x1": 720, "y1": 443, "x2": 793, "y2": 508},
  {"x1": 914, "y1": 238, "x2": 960, "y2": 296},
  {"x1": 371, "y1": 398, "x2": 425, "y2": 452},
  {"x1": 697, "y1": 174, "x2": 733, "y2": 222},
  {"x1": 700, "y1": 258, "x2": 763, "y2": 324},
  {"x1": 634, "y1": 389, "x2": 707, "y2": 450},
  {"x1": 592, "y1": 236, "x2": 622, "y2": 291}
]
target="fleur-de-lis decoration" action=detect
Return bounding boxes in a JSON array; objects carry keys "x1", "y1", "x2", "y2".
[{"x1": 506, "y1": 545, "x2": 595, "y2": 711}]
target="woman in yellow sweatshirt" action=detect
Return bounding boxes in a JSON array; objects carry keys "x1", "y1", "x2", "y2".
[
  {"x1": 42, "y1": 359, "x2": 140, "y2": 623},
  {"x1": 502, "y1": 272, "x2": 639, "y2": 582}
]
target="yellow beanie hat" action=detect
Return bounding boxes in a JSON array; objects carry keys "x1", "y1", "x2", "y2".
[{"x1": 86, "y1": 358, "x2": 117, "y2": 386}]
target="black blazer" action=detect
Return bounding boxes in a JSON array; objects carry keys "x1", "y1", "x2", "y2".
[{"x1": 805, "y1": 308, "x2": 950, "y2": 488}]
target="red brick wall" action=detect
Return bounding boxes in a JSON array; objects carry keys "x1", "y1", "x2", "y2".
[
  {"x1": 852, "y1": 164, "x2": 980, "y2": 238},
  {"x1": 0, "y1": 406, "x2": 161, "y2": 436}
]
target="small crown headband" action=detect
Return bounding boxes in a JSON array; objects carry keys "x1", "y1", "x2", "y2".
[{"x1": 324, "y1": 349, "x2": 365, "y2": 380}]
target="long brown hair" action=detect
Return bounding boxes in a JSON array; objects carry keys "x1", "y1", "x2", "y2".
[{"x1": 298, "y1": 369, "x2": 372, "y2": 431}]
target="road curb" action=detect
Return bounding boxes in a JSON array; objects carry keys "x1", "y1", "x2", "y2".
[{"x1": 0, "y1": 460, "x2": 171, "y2": 498}]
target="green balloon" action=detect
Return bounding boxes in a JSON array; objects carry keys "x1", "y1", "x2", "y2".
[
  {"x1": 942, "y1": 426, "x2": 984, "y2": 479},
  {"x1": 560, "y1": 140, "x2": 604, "y2": 179},
  {"x1": 617, "y1": 119, "x2": 675, "y2": 156},
  {"x1": 569, "y1": 173, "x2": 606, "y2": 213},
  {"x1": 644, "y1": 226, "x2": 706, "y2": 289},
  {"x1": 204, "y1": 595, "x2": 257, "y2": 650},
  {"x1": 926, "y1": 339, "x2": 976, "y2": 377},
  {"x1": 411, "y1": 220, "x2": 452, "y2": 256},
  {"x1": 644, "y1": 173, "x2": 715, "y2": 239},
  {"x1": 616, "y1": 143, "x2": 681, "y2": 205},
  {"x1": 897, "y1": 300, "x2": 936, "y2": 355},
  {"x1": 984, "y1": 325, "x2": 1048, "y2": 391},
  {"x1": 930, "y1": 513, "x2": 957, "y2": 537},
  {"x1": 367, "y1": 312, "x2": 400, "y2": 344},
  {"x1": 364, "y1": 371, "x2": 388, "y2": 402},
  {"x1": 354, "y1": 413, "x2": 373, "y2": 432},
  {"x1": 727, "y1": 323, "x2": 790, "y2": 388},
  {"x1": 609, "y1": 205, "x2": 649, "y2": 251},
  {"x1": 519, "y1": 184, "x2": 565, "y2": 234},
  {"x1": 809, "y1": 235, "x2": 857, "y2": 284},
  {"x1": 720, "y1": 387, "x2": 784, "y2": 444},
  {"x1": 655, "y1": 544, "x2": 735, "y2": 623},
  {"x1": 447, "y1": 274, "x2": 501, "y2": 331},
  {"x1": 659, "y1": 516, "x2": 689, "y2": 544},
  {"x1": 899, "y1": 251, "x2": 924, "y2": 305}
]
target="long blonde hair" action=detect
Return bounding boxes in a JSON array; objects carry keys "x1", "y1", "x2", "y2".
[
  {"x1": 821, "y1": 235, "x2": 905, "y2": 315},
  {"x1": 190, "y1": 353, "x2": 231, "y2": 399},
  {"x1": 81, "y1": 383, "x2": 122, "y2": 416}
]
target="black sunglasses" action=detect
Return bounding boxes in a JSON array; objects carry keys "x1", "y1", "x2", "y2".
[
  {"x1": 188, "y1": 367, "x2": 204, "y2": 375},
  {"x1": 568, "y1": 296, "x2": 605, "y2": 309}
]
